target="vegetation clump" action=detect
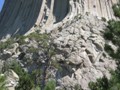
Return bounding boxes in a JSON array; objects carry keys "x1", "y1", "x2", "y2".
[
  {"x1": 0, "y1": 75, "x2": 6, "y2": 90},
  {"x1": 0, "y1": 31, "x2": 59, "y2": 90},
  {"x1": 89, "y1": 3, "x2": 120, "y2": 90},
  {"x1": 89, "y1": 76, "x2": 109, "y2": 90},
  {"x1": 0, "y1": 38, "x2": 15, "y2": 50},
  {"x1": 113, "y1": 4, "x2": 120, "y2": 18},
  {"x1": 101, "y1": 17, "x2": 106, "y2": 22},
  {"x1": 104, "y1": 44, "x2": 115, "y2": 58},
  {"x1": 3, "y1": 61, "x2": 34, "y2": 90},
  {"x1": 44, "y1": 80, "x2": 56, "y2": 90},
  {"x1": 104, "y1": 20, "x2": 120, "y2": 45}
]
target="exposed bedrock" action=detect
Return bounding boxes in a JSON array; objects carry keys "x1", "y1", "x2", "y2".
[
  {"x1": 53, "y1": 0, "x2": 69, "y2": 23},
  {"x1": 0, "y1": 0, "x2": 43, "y2": 38},
  {"x1": 0, "y1": 0, "x2": 119, "y2": 38}
]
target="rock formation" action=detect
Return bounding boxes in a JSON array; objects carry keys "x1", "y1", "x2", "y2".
[
  {"x1": 0, "y1": 14, "x2": 117, "y2": 90},
  {"x1": 0, "y1": 0, "x2": 119, "y2": 38},
  {"x1": 0, "y1": 70, "x2": 19, "y2": 90},
  {"x1": 0, "y1": 0, "x2": 119, "y2": 90},
  {"x1": 4, "y1": 69, "x2": 19, "y2": 90},
  {"x1": 51, "y1": 14, "x2": 116, "y2": 90}
]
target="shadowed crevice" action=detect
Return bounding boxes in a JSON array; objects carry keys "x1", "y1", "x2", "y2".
[{"x1": 53, "y1": 0, "x2": 69, "y2": 23}]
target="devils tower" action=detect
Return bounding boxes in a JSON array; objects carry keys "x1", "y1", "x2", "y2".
[
  {"x1": 0, "y1": 0, "x2": 120, "y2": 90},
  {"x1": 0, "y1": 0, "x2": 118, "y2": 38}
]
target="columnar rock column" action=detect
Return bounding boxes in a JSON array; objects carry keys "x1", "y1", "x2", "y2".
[{"x1": 0, "y1": 0, "x2": 118, "y2": 38}]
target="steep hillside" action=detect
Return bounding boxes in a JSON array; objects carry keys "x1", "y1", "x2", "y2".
[
  {"x1": 0, "y1": 14, "x2": 117, "y2": 90},
  {"x1": 0, "y1": 0, "x2": 119, "y2": 90}
]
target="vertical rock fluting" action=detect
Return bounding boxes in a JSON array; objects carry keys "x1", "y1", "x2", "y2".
[
  {"x1": 0, "y1": 0, "x2": 118, "y2": 38},
  {"x1": 0, "y1": 0, "x2": 43, "y2": 38}
]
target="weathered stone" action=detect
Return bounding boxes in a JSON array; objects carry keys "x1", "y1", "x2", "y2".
[
  {"x1": 4, "y1": 70, "x2": 19, "y2": 90},
  {"x1": 52, "y1": 14, "x2": 116, "y2": 90},
  {"x1": 69, "y1": 53, "x2": 83, "y2": 65},
  {"x1": 0, "y1": 0, "x2": 118, "y2": 89}
]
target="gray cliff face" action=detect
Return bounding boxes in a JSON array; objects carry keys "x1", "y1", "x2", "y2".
[
  {"x1": 0, "y1": 1, "x2": 118, "y2": 90},
  {"x1": 0, "y1": 0, "x2": 118, "y2": 38}
]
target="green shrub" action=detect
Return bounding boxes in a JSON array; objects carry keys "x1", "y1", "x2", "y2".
[
  {"x1": 27, "y1": 47, "x2": 38, "y2": 53},
  {"x1": 101, "y1": 17, "x2": 106, "y2": 22},
  {"x1": 0, "y1": 75, "x2": 7, "y2": 90},
  {"x1": 104, "y1": 20, "x2": 120, "y2": 46},
  {"x1": 15, "y1": 74, "x2": 34, "y2": 90},
  {"x1": 9, "y1": 62, "x2": 34, "y2": 90},
  {"x1": 90, "y1": 3, "x2": 120, "y2": 90},
  {"x1": 89, "y1": 69, "x2": 120, "y2": 90},
  {"x1": 44, "y1": 80, "x2": 56, "y2": 90},
  {"x1": 112, "y1": 22, "x2": 120, "y2": 35},
  {"x1": 51, "y1": 60, "x2": 61, "y2": 70},
  {"x1": 113, "y1": 4, "x2": 120, "y2": 18},
  {"x1": 0, "y1": 38, "x2": 15, "y2": 50},
  {"x1": 104, "y1": 44, "x2": 114, "y2": 57},
  {"x1": 114, "y1": 48, "x2": 120, "y2": 59},
  {"x1": 89, "y1": 76, "x2": 109, "y2": 90},
  {"x1": 34, "y1": 86, "x2": 41, "y2": 90},
  {"x1": 31, "y1": 69, "x2": 42, "y2": 85},
  {"x1": 104, "y1": 30, "x2": 113, "y2": 40},
  {"x1": 16, "y1": 35, "x2": 27, "y2": 45},
  {"x1": 27, "y1": 33, "x2": 50, "y2": 42},
  {"x1": 0, "y1": 32, "x2": 56, "y2": 90},
  {"x1": 74, "y1": 84, "x2": 82, "y2": 90}
]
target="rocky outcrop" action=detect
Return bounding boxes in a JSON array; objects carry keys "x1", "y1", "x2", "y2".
[
  {"x1": 5, "y1": 70, "x2": 19, "y2": 90},
  {"x1": 0, "y1": 70, "x2": 19, "y2": 90},
  {"x1": 0, "y1": 1, "x2": 118, "y2": 90},
  {"x1": 0, "y1": 0, "x2": 118, "y2": 38},
  {"x1": 51, "y1": 14, "x2": 116, "y2": 90}
]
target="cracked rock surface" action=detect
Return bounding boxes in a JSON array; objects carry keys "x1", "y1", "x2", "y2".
[
  {"x1": 51, "y1": 14, "x2": 116, "y2": 90},
  {"x1": 0, "y1": 14, "x2": 117, "y2": 90}
]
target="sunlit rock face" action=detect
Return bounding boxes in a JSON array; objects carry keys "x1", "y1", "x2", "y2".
[{"x1": 0, "y1": 0, "x2": 118, "y2": 38}]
